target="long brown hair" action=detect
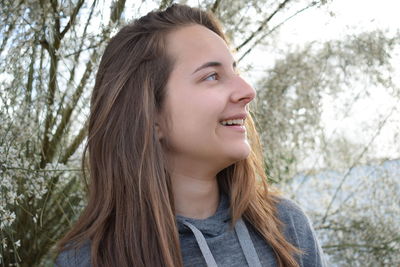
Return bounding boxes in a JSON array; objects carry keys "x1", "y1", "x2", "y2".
[{"x1": 56, "y1": 4, "x2": 300, "y2": 267}]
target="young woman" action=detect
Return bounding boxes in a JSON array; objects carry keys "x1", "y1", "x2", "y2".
[{"x1": 56, "y1": 4, "x2": 326, "y2": 267}]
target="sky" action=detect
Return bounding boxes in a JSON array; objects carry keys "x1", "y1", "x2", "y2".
[
  {"x1": 243, "y1": 0, "x2": 400, "y2": 78},
  {"x1": 279, "y1": 0, "x2": 400, "y2": 42}
]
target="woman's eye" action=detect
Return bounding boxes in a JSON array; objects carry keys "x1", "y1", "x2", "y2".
[{"x1": 204, "y1": 73, "x2": 218, "y2": 81}]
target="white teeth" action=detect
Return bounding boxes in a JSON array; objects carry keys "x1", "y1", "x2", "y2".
[{"x1": 220, "y1": 119, "x2": 244, "y2": 126}]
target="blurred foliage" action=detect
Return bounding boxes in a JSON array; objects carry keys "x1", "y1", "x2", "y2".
[{"x1": 254, "y1": 30, "x2": 400, "y2": 182}]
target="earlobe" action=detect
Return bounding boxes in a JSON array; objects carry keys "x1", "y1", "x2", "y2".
[{"x1": 155, "y1": 123, "x2": 164, "y2": 140}]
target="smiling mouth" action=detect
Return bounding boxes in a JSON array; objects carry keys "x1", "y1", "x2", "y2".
[{"x1": 219, "y1": 119, "x2": 245, "y2": 126}]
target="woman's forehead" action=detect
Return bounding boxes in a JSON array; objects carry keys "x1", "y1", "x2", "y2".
[{"x1": 165, "y1": 25, "x2": 234, "y2": 72}]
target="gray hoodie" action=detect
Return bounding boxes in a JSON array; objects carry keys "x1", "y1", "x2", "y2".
[
  {"x1": 176, "y1": 193, "x2": 326, "y2": 267},
  {"x1": 56, "y1": 193, "x2": 327, "y2": 267}
]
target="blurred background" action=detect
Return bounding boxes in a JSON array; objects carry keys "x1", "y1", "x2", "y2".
[{"x1": 1, "y1": 0, "x2": 399, "y2": 266}]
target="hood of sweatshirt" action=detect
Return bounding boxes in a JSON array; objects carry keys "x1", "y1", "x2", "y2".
[
  {"x1": 175, "y1": 193, "x2": 263, "y2": 267},
  {"x1": 175, "y1": 192, "x2": 231, "y2": 236}
]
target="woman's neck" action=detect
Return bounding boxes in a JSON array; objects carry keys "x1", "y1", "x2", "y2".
[{"x1": 171, "y1": 172, "x2": 220, "y2": 219}]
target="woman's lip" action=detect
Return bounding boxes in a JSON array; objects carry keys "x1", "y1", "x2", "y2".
[
  {"x1": 221, "y1": 125, "x2": 246, "y2": 132},
  {"x1": 219, "y1": 113, "x2": 248, "y2": 122}
]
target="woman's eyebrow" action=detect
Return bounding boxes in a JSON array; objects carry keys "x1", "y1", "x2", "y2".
[
  {"x1": 192, "y1": 61, "x2": 221, "y2": 74},
  {"x1": 192, "y1": 61, "x2": 237, "y2": 74}
]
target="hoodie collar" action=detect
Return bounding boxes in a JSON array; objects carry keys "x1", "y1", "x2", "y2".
[{"x1": 176, "y1": 192, "x2": 231, "y2": 237}]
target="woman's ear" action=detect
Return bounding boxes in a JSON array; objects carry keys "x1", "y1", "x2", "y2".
[{"x1": 155, "y1": 122, "x2": 164, "y2": 140}]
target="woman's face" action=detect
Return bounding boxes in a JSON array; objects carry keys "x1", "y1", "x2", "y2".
[{"x1": 158, "y1": 24, "x2": 256, "y2": 173}]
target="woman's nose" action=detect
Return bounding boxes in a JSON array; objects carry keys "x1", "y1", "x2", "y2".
[{"x1": 230, "y1": 75, "x2": 256, "y2": 105}]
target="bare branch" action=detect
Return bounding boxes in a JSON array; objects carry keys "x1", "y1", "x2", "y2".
[
  {"x1": 46, "y1": 57, "x2": 94, "y2": 163},
  {"x1": 0, "y1": 0, "x2": 26, "y2": 54},
  {"x1": 55, "y1": 0, "x2": 97, "y2": 122},
  {"x1": 39, "y1": 39, "x2": 50, "y2": 52},
  {"x1": 211, "y1": 0, "x2": 222, "y2": 13},
  {"x1": 238, "y1": 2, "x2": 317, "y2": 62},
  {"x1": 40, "y1": 0, "x2": 66, "y2": 167},
  {"x1": 50, "y1": 0, "x2": 61, "y2": 40},
  {"x1": 0, "y1": 21, "x2": 16, "y2": 56},
  {"x1": 59, "y1": 0, "x2": 85, "y2": 40},
  {"x1": 64, "y1": 43, "x2": 101, "y2": 57},
  {"x1": 236, "y1": 0, "x2": 292, "y2": 52},
  {"x1": 110, "y1": 0, "x2": 127, "y2": 24},
  {"x1": 60, "y1": 126, "x2": 87, "y2": 164},
  {"x1": 323, "y1": 237, "x2": 400, "y2": 251},
  {"x1": 321, "y1": 105, "x2": 399, "y2": 224},
  {"x1": 40, "y1": 47, "x2": 59, "y2": 168},
  {"x1": 25, "y1": 35, "x2": 38, "y2": 106},
  {"x1": 3, "y1": 166, "x2": 81, "y2": 172},
  {"x1": 159, "y1": 0, "x2": 174, "y2": 10}
]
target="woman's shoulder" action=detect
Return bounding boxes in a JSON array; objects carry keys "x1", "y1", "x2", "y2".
[
  {"x1": 273, "y1": 196, "x2": 317, "y2": 241},
  {"x1": 274, "y1": 197, "x2": 310, "y2": 225},
  {"x1": 273, "y1": 196, "x2": 328, "y2": 266},
  {"x1": 55, "y1": 241, "x2": 91, "y2": 267}
]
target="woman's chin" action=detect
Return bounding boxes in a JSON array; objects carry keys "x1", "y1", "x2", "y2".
[{"x1": 222, "y1": 146, "x2": 251, "y2": 165}]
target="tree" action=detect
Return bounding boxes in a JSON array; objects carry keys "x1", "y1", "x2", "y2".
[
  {"x1": 254, "y1": 30, "x2": 400, "y2": 182},
  {"x1": 253, "y1": 30, "x2": 400, "y2": 265},
  {"x1": 0, "y1": 0, "x2": 126, "y2": 265},
  {"x1": 286, "y1": 159, "x2": 400, "y2": 265}
]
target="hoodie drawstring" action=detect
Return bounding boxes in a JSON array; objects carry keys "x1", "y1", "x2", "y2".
[
  {"x1": 182, "y1": 220, "x2": 218, "y2": 267},
  {"x1": 181, "y1": 218, "x2": 262, "y2": 267},
  {"x1": 235, "y1": 218, "x2": 262, "y2": 267}
]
